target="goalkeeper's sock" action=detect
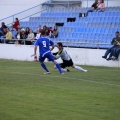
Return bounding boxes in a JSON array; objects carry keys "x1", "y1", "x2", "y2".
[
  {"x1": 74, "y1": 66, "x2": 87, "y2": 72},
  {"x1": 40, "y1": 63, "x2": 49, "y2": 72},
  {"x1": 55, "y1": 63, "x2": 62, "y2": 74}
]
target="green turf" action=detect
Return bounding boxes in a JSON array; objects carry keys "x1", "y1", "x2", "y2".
[{"x1": 0, "y1": 59, "x2": 120, "y2": 120}]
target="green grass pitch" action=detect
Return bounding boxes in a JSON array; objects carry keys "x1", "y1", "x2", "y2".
[{"x1": 0, "y1": 59, "x2": 120, "y2": 120}]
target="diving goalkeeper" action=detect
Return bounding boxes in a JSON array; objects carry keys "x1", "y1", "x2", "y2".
[{"x1": 53, "y1": 42, "x2": 87, "y2": 73}]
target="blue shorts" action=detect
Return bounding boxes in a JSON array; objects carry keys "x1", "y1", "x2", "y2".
[{"x1": 39, "y1": 52, "x2": 54, "y2": 62}]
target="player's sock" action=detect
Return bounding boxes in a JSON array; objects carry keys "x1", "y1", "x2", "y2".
[
  {"x1": 55, "y1": 63, "x2": 63, "y2": 74},
  {"x1": 40, "y1": 63, "x2": 49, "y2": 72},
  {"x1": 74, "y1": 66, "x2": 87, "y2": 72}
]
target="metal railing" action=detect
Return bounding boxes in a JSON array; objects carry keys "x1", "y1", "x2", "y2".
[
  {"x1": 0, "y1": 38, "x2": 111, "y2": 49},
  {"x1": 0, "y1": 1, "x2": 50, "y2": 26}
]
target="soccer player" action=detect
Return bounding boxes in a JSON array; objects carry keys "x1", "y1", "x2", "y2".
[
  {"x1": 53, "y1": 42, "x2": 87, "y2": 72},
  {"x1": 31, "y1": 30, "x2": 63, "y2": 75}
]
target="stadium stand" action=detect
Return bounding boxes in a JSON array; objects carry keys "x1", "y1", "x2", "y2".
[{"x1": 18, "y1": 6, "x2": 120, "y2": 49}]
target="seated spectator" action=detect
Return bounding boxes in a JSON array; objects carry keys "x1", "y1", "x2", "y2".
[
  {"x1": 102, "y1": 31, "x2": 120, "y2": 60},
  {"x1": 108, "y1": 41, "x2": 120, "y2": 60},
  {"x1": 12, "y1": 18, "x2": 20, "y2": 31},
  {"x1": 5, "y1": 28, "x2": 13, "y2": 43},
  {"x1": 50, "y1": 25, "x2": 58, "y2": 38},
  {"x1": 85, "y1": 0, "x2": 99, "y2": 16},
  {"x1": 25, "y1": 29, "x2": 34, "y2": 45},
  {"x1": 0, "y1": 22, "x2": 7, "y2": 36},
  {"x1": 31, "y1": 30, "x2": 41, "y2": 45},
  {"x1": 35, "y1": 30, "x2": 41, "y2": 40},
  {"x1": 19, "y1": 28, "x2": 27, "y2": 44},
  {"x1": 25, "y1": 27, "x2": 30, "y2": 38},
  {"x1": 43, "y1": 25, "x2": 47, "y2": 31},
  {"x1": 37, "y1": 25, "x2": 42, "y2": 33},
  {"x1": 96, "y1": 0, "x2": 105, "y2": 12},
  {"x1": 15, "y1": 29, "x2": 21, "y2": 44},
  {"x1": 21, "y1": 29, "x2": 27, "y2": 39}
]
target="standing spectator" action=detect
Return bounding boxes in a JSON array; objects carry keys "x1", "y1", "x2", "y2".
[
  {"x1": 5, "y1": 28, "x2": 12, "y2": 43},
  {"x1": 50, "y1": 25, "x2": 58, "y2": 38},
  {"x1": 102, "y1": 31, "x2": 120, "y2": 60},
  {"x1": 25, "y1": 29, "x2": 34, "y2": 45},
  {"x1": 85, "y1": 0, "x2": 99, "y2": 16},
  {"x1": 96, "y1": 0, "x2": 105, "y2": 12},
  {"x1": 12, "y1": 18, "x2": 20, "y2": 31}
]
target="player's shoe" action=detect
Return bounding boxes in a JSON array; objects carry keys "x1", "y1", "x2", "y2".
[
  {"x1": 83, "y1": 70, "x2": 87, "y2": 72},
  {"x1": 44, "y1": 72, "x2": 50, "y2": 75},
  {"x1": 102, "y1": 56, "x2": 107, "y2": 59},
  {"x1": 67, "y1": 69, "x2": 70, "y2": 72},
  {"x1": 60, "y1": 72, "x2": 64, "y2": 75}
]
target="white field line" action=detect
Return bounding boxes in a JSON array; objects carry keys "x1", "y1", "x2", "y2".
[{"x1": 0, "y1": 71, "x2": 120, "y2": 87}]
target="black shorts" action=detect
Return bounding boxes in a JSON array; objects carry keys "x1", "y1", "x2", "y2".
[{"x1": 60, "y1": 59, "x2": 73, "y2": 68}]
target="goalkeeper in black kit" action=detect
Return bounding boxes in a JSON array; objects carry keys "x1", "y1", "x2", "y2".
[{"x1": 53, "y1": 42, "x2": 87, "y2": 73}]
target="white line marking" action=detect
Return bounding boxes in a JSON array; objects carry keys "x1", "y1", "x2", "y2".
[{"x1": 0, "y1": 71, "x2": 120, "y2": 87}]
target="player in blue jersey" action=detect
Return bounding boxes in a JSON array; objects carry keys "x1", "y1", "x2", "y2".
[{"x1": 31, "y1": 30, "x2": 63, "y2": 75}]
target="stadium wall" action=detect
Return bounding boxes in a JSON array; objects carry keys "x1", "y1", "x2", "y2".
[{"x1": 0, "y1": 44, "x2": 120, "y2": 68}]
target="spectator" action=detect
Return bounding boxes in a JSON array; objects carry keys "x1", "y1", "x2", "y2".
[
  {"x1": 35, "y1": 30, "x2": 41, "y2": 40},
  {"x1": 102, "y1": 31, "x2": 120, "y2": 60},
  {"x1": 109, "y1": 41, "x2": 120, "y2": 60},
  {"x1": 31, "y1": 30, "x2": 41, "y2": 45},
  {"x1": 5, "y1": 28, "x2": 12, "y2": 43},
  {"x1": 25, "y1": 29, "x2": 34, "y2": 45},
  {"x1": 0, "y1": 22, "x2": 7, "y2": 36},
  {"x1": 43, "y1": 25, "x2": 47, "y2": 31},
  {"x1": 12, "y1": 18, "x2": 20, "y2": 31},
  {"x1": 85, "y1": 0, "x2": 99, "y2": 16},
  {"x1": 20, "y1": 29, "x2": 27, "y2": 44},
  {"x1": 45, "y1": 28, "x2": 50, "y2": 36},
  {"x1": 25, "y1": 27, "x2": 30, "y2": 37},
  {"x1": 15, "y1": 29, "x2": 21, "y2": 44},
  {"x1": 50, "y1": 25, "x2": 58, "y2": 38},
  {"x1": 37, "y1": 25, "x2": 42, "y2": 33},
  {"x1": 21, "y1": 29, "x2": 27, "y2": 39},
  {"x1": 96, "y1": 0, "x2": 105, "y2": 12}
]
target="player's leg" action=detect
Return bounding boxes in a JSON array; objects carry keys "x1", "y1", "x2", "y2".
[
  {"x1": 47, "y1": 52, "x2": 63, "y2": 74},
  {"x1": 72, "y1": 64, "x2": 87, "y2": 72},
  {"x1": 69, "y1": 59, "x2": 87, "y2": 72},
  {"x1": 39, "y1": 56, "x2": 50, "y2": 74},
  {"x1": 54, "y1": 63, "x2": 69, "y2": 72}
]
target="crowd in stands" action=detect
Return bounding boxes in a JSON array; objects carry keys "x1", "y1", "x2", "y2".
[
  {"x1": 0, "y1": 0, "x2": 120, "y2": 60},
  {"x1": 0, "y1": 18, "x2": 58, "y2": 45}
]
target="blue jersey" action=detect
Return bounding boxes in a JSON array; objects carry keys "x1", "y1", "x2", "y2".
[{"x1": 35, "y1": 36, "x2": 54, "y2": 57}]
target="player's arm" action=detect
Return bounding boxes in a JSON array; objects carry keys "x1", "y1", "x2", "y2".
[
  {"x1": 54, "y1": 50, "x2": 62, "y2": 59},
  {"x1": 53, "y1": 52, "x2": 58, "y2": 55},
  {"x1": 31, "y1": 46, "x2": 37, "y2": 57},
  {"x1": 31, "y1": 40, "x2": 38, "y2": 57},
  {"x1": 50, "y1": 45, "x2": 54, "y2": 51},
  {"x1": 49, "y1": 40, "x2": 54, "y2": 51}
]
